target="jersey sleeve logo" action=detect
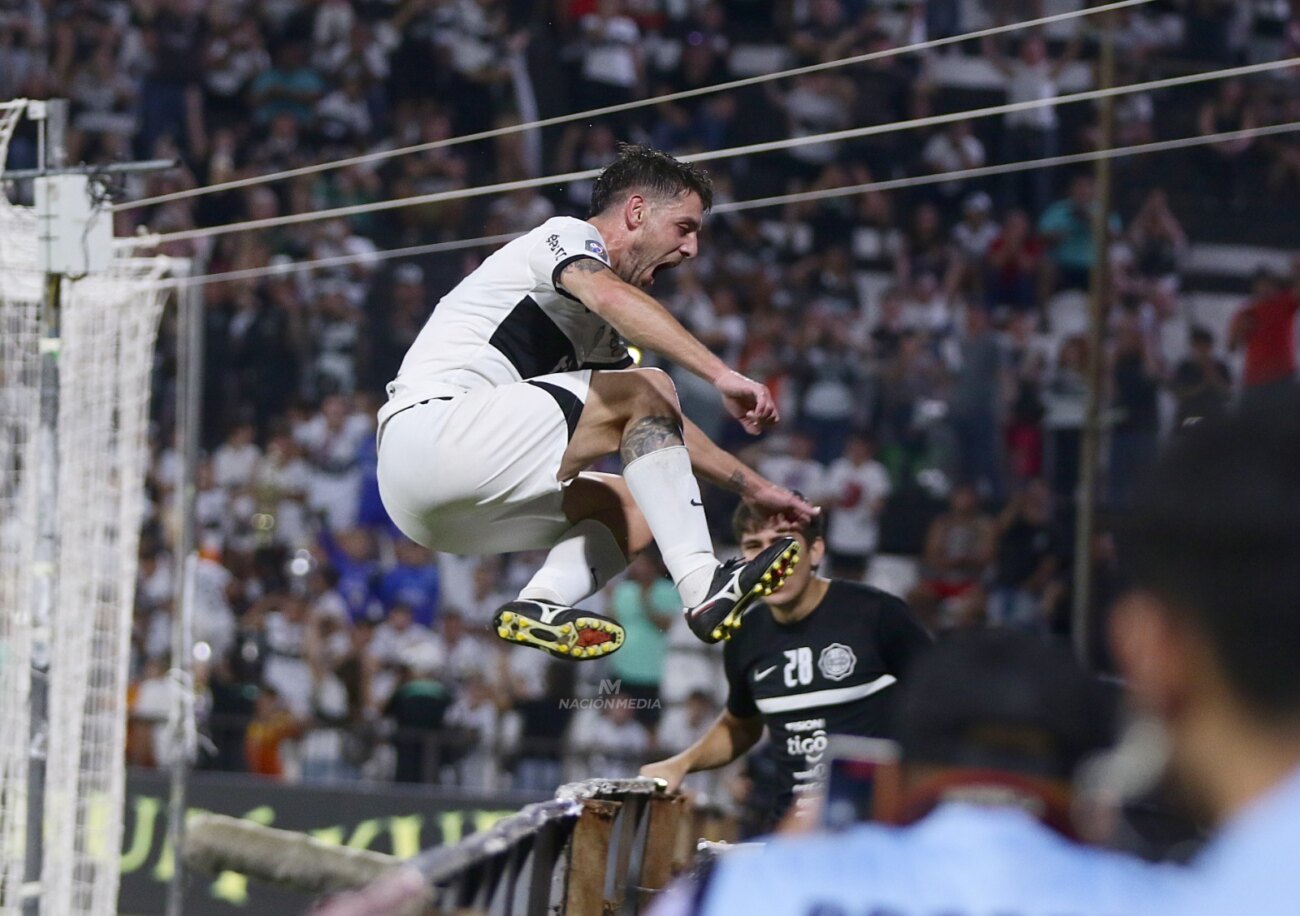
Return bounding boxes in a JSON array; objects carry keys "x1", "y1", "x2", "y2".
[
  {"x1": 585, "y1": 239, "x2": 607, "y2": 259},
  {"x1": 818, "y1": 643, "x2": 857, "y2": 682}
]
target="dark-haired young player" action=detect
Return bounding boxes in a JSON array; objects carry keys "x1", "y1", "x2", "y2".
[
  {"x1": 641, "y1": 501, "x2": 931, "y2": 826},
  {"x1": 376, "y1": 145, "x2": 815, "y2": 660}
]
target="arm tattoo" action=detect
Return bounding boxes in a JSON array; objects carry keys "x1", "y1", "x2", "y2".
[
  {"x1": 566, "y1": 258, "x2": 610, "y2": 276},
  {"x1": 727, "y1": 470, "x2": 751, "y2": 496},
  {"x1": 621, "y1": 416, "x2": 684, "y2": 464}
]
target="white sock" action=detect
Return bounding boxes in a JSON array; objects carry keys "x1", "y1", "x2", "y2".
[
  {"x1": 621, "y1": 445, "x2": 719, "y2": 606},
  {"x1": 519, "y1": 518, "x2": 628, "y2": 607}
]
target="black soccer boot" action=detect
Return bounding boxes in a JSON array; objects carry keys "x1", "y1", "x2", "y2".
[
  {"x1": 684, "y1": 537, "x2": 800, "y2": 643},
  {"x1": 492, "y1": 599, "x2": 625, "y2": 660}
]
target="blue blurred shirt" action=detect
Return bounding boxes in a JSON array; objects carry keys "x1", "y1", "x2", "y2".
[
  {"x1": 1179, "y1": 764, "x2": 1300, "y2": 916},
  {"x1": 377, "y1": 563, "x2": 442, "y2": 628},
  {"x1": 694, "y1": 804, "x2": 1188, "y2": 916}
]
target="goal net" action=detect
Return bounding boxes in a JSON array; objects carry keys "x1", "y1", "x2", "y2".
[
  {"x1": 0, "y1": 99, "x2": 173, "y2": 916},
  {"x1": 0, "y1": 98, "x2": 40, "y2": 915}
]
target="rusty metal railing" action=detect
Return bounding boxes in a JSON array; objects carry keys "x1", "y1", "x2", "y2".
[{"x1": 185, "y1": 777, "x2": 716, "y2": 915}]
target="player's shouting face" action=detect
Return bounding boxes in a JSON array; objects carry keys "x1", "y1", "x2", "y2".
[
  {"x1": 740, "y1": 522, "x2": 825, "y2": 610},
  {"x1": 618, "y1": 190, "x2": 704, "y2": 289}
]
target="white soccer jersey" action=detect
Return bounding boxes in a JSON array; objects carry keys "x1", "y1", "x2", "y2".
[{"x1": 378, "y1": 217, "x2": 633, "y2": 427}]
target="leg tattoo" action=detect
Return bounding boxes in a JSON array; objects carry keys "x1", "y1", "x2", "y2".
[{"x1": 621, "y1": 416, "x2": 684, "y2": 464}]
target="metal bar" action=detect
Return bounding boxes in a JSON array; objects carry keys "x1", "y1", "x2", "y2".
[
  {"x1": 1, "y1": 159, "x2": 177, "y2": 181},
  {"x1": 523, "y1": 822, "x2": 566, "y2": 916},
  {"x1": 166, "y1": 255, "x2": 202, "y2": 916},
  {"x1": 23, "y1": 97, "x2": 68, "y2": 916},
  {"x1": 605, "y1": 796, "x2": 645, "y2": 914},
  {"x1": 1072, "y1": 9, "x2": 1116, "y2": 665},
  {"x1": 563, "y1": 799, "x2": 619, "y2": 916}
]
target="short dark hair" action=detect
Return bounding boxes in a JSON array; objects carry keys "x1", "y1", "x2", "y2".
[
  {"x1": 589, "y1": 143, "x2": 714, "y2": 217},
  {"x1": 732, "y1": 493, "x2": 825, "y2": 544},
  {"x1": 1122, "y1": 390, "x2": 1300, "y2": 721},
  {"x1": 899, "y1": 630, "x2": 1114, "y2": 780}
]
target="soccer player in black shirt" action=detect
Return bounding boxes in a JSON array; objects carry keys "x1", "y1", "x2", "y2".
[{"x1": 641, "y1": 500, "x2": 931, "y2": 824}]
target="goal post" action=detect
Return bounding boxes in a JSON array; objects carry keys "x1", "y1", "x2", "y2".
[
  {"x1": 0, "y1": 98, "x2": 181, "y2": 916},
  {"x1": 0, "y1": 96, "x2": 41, "y2": 916}
]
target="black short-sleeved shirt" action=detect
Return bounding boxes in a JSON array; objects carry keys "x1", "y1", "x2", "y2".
[{"x1": 723, "y1": 580, "x2": 932, "y2": 813}]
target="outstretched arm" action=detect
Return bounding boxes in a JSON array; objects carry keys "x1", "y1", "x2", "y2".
[
  {"x1": 561, "y1": 260, "x2": 780, "y2": 434},
  {"x1": 640, "y1": 710, "x2": 763, "y2": 792},
  {"x1": 682, "y1": 415, "x2": 818, "y2": 527},
  {"x1": 561, "y1": 259, "x2": 728, "y2": 383}
]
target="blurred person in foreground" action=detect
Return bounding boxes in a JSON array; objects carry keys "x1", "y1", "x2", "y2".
[
  {"x1": 1111, "y1": 392, "x2": 1300, "y2": 913},
  {"x1": 641, "y1": 501, "x2": 930, "y2": 831},
  {"x1": 653, "y1": 630, "x2": 1188, "y2": 916}
]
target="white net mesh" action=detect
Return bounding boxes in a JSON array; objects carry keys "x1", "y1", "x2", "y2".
[
  {"x1": 0, "y1": 98, "x2": 40, "y2": 916},
  {"x1": 0, "y1": 98, "x2": 173, "y2": 916},
  {"x1": 41, "y1": 262, "x2": 167, "y2": 916}
]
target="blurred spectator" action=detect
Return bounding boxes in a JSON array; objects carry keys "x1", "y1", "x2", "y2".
[
  {"x1": 136, "y1": 0, "x2": 206, "y2": 158},
  {"x1": 986, "y1": 30, "x2": 1079, "y2": 215},
  {"x1": 1229, "y1": 267, "x2": 1300, "y2": 407},
  {"x1": 128, "y1": 657, "x2": 173, "y2": 768},
  {"x1": 952, "y1": 193, "x2": 1000, "y2": 306},
  {"x1": 823, "y1": 431, "x2": 891, "y2": 581},
  {"x1": 317, "y1": 526, "x2": 383, "y2": 623},
  {"x1": 769, "y1": 73, "x2": 855, "y2": 178},
  {"x1": 212, "y1": 421, "x2": 261, "y2": 490},
  {"x1": 1170, "y1": 326, "x2": 1232, "y2": 429},
  {"x1": 510, "y1": 661, "x2": 574, "y2": 792},
  {"x1": 384, "y1": 642, "x2": 453, "y2": 784},
  {"x1": 949, "y1": 307, "x2": 1008, "y2": 501},
  {"x1": 1197, "y1": 79, "x2": 1259, "y2": 211},
  {"x1": 756, "y1": 430, "x2": 826, "y2": 498},
  {"x1": 244, "y1": 684, "x2": 304, "y2": 779},
  {"x1": 372, "y1": 603, "x2": 438, "y2": 682},
  {"x1": 297, "y1": 395, "x2": 372, "y2": 530},
  {"x1": 260, "y1": 593, "x2": 315, "y2": 719},
  {"x1": 1038, "y1": 174, "x2": 1121, "y2": 294},
  {"x1": 66, "y1": 41, "x2": 137, "y2": 162},
  {"x1": 896, "y1": 202, "x2": 961, "y2": 307},
  {"x1": 250, "y1": 39, "x2": 326, "y2": 128},
  {"x1": 377, "y1": 539, "x2": 442, "y2": 627},
  {"x1": 914, "y1": 484, "x2": 997, "y2": 629},
  {"x1": 875, "y1": 330, "x2": 946, "y2": 488},
  {"x1": 568, "y1": 692, "x2": 651, "y2": 780},
  {"x1": 607, "y1": 553, "x2": 676, "y2": 729},
  {"x1": 1107, "y1": 313, "x2": 1164, "y2": 508},
  {"x1": 1125, "y1": 189, "x2": 1187, "y2": 294},
  {"x1": 253, "y1": 432, "x2": 312, "y2": 548},
  {"x1": 432, "y1": 610, "x2": 481, "y2": 683},
  {"x1": 444, "y1": 670, "x2": 505, "y2": 788},
  {"x1": 1042, "y1": 334, "x2": 1088, "y2": 498},
  {"x1": 202, "y1": 12, "x2": 269, "y2": 131},
  {"x1": 462, "y1": 556, "x2": 514, "y2": 631},
  {"x1": 793, "y1": 314, "x2": 872, "y2": 462},
  {"x1": 985, "y1": 208, "x2": 1044, "y2": 315},
  {"x1": 578, "y1": 0, "x2": 643, "y2": 115},
  {"x1": 990, "y1": 478, "x2": 1061, "y2": 632},
  {"x1": 920, "y1": 121, "x2": 987, "y2": 218}
]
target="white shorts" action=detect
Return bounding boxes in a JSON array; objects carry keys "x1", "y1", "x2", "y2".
[{"x1": 376, "y1": 371, "x2": 591, "y2": 554}]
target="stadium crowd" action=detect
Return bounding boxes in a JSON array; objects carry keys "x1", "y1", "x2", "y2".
[{"x1": 4, "y1": 0, "x2": 1295, "y2": 796}]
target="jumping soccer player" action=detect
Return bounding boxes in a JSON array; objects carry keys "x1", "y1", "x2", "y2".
[
  {"x1": 376, "y1": 145, "x2": 814, "y2": 661},
  {"x1": 640, "y1": 501, "x2": 931, "y2": 828}
]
